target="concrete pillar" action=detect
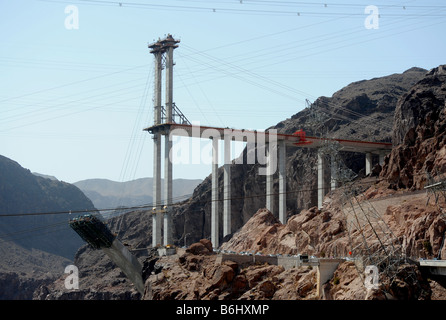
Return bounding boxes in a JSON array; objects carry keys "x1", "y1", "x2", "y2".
[
  {"x1": 211, "y1": 137, "x2": 219, "y2": 248},
  {"x1": 223, "y1": 136, "x2": 231, "y2": 237},
  {"x1": 153, "y1": 52, "x2": 162, "y2": 125},
  {"x1": 165, "y1": 46, "x2": 174, "y2": 123},
  {"x1": 317, "y1": 151, "x2": 326, "y2": 209},
  {"x1": 152, "y1": 133, "x2": 162, "y2": 247},
  {"x1": 163, "y1": 134, "x2": 173, "y2": 246},
  {"x1": 365, "y1": 152, "x2": 372, "y2": 175},
  {"x1": 266, "y1": 144, "x2": 275, "y2": 215},
  {"x1": 152, "y1": 46, "x2": 163, "y2": 248},
  {"x1": 278, "y1": 140, "x2": 286, "y2": 224},
  {"x1": 378, "y1": 152, "x2": 385, "y2": 166},
  {"x1": 330, "y1": 154, "x2": 338, "y2": 191}
]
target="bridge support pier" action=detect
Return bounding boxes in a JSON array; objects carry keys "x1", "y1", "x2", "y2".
[
  {"x1": 164, "y1": 135, "x2": 173, "y2": 246},
  {"x1": 278, "y1": 140, "x2": 286, "y2": 224},
  {"x1": 317, "y1": 151, "x2": 326, "y2": 209},
  {"x1": 224, "y1": 136, "x2": 231, "y2": 238},
  {"x1": 379, "y1": 152, "x2": 385, "y2": 166},
  {"x1": 266, "y1": 144, "x2": 275, "y2": 216},
  {"x1": 330, "y1": 154, "x2": 338, "y2": 191},
  {"x1": 211, "y1": 137, "x2": 219, "y2": 248},
  {"x1": 149, "y1": 35, "x2": 179, "y2": 248},
  {"x1": 366, "y1": 152, "x2": 372, "y2": 175},
  {"x1": 152, "y1": 133, "x2": 162, "y2": 247}
]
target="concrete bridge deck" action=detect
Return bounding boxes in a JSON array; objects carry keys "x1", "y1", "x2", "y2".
[
  {"x1": 145, "y1": 122, "x2": 393, "y2": 155},
  {"x1": 419, "y1": 260, "x2": 446, "y2": 276}
]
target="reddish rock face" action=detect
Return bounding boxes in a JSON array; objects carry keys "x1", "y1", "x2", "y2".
[
  {"x1": 186, "y1": 239, "x2": 213, "y2": 255},
  {"x1": 382, "y1": 65, "x2": 446, "y2": 190}
]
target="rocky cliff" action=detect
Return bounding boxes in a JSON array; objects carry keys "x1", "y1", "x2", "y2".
[
  {"x1": 0, "y1": 240, "x2": 71, "y2": 300},
  {"x1": 381, "y1": 65, "x2": 446, "y2": 189},
  {"x1": 144, "y1": 239, "x2": 319, "y2": 300}
]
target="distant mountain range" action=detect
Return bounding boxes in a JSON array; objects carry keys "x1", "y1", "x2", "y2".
[{"x1": 73, "y1": 178, "x2": 202, "y2": 217}]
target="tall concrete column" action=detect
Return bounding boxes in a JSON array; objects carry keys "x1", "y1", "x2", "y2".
[
  {"x1": 165, "y1": 46, "x2": 173, "y2": 123},
  {"x1": 365, "y1": 152, "x2": 372, "y2": 175},
  {"x1": 153, "y1": 51, "x2": 162, "y2": 125},
  {"x1": 278, "y1": 140, "x2": 286, "y2": 224},
  {"x1": 151, "y1": 45, "x2": 163, "y2": 248},
  {"x1": 317, "y1": 151, "x2": 326, "y2": 209},
  {"x1": 152, "y1": 133, "x2": 162, "y2": 247},
  {"x1": 223, "y1": 136, "x2": 231, "y2": 237},
  {"x1": 148, "y1": 35, "x2": 179, "y2": 248},
  {"x1": 330, "y1": 154, "x2": 338, "y2": 191},
  {"x1": 211, "y1": 137, "x2": 219, "y2": 248},
  {"x1": 163, "y1": 135, "x2": 173, "y2": 246},
  {"x1": 266, "y1": 144, "x2": 275, "y2": 215}
]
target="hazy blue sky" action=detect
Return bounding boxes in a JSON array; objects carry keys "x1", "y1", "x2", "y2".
[{"x1": 1, "y1": 0, "x2": 445, "y2": 183}]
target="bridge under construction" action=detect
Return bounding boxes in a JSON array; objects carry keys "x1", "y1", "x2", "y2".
[
  {"x1": 143, "y1": 34, "x2": 393, "y2": 249},
  {"x1": 66, "y1": 35, "x2": 434, "y2": 297}
]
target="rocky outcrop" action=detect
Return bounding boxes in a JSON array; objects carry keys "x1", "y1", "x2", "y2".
[
  {"x1": 0, "y1": 241, "x2": 72, "y2": 299},
  {"x1": 220, "y1": 205, "x2": 348, "y2": 258},
  {"x1": 381, "y1": 192, "x2": 446, "y2": 259},
  {"x1": 0, "y1": 272, "x2": 55, "y2": 300},
  {"x1": 381, "y1": 65, "x2": 446, "y2": 189},
  {"x1": 143, "y1": 243, "x2": 318, "y2": 300},
  {"x1": 222, "y1": 184, "x2": 446, "y2": 261}
]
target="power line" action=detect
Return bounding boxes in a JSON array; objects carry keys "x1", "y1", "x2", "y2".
[
  {"x1": 0, "y1": 63, "x2": 148, "y2": 105},
  {"x1": 0, "y1": 174, "x2": 412, "y2": 219},
  {"x1": 39, "y1": 0, "x2": 446, "y2": 17},
  {"x1": 175, "y1": 6, "x2": 443, "y2": 133}
]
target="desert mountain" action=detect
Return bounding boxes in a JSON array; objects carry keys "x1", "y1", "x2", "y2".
[
  {"x1": 0, "y1": 155, "x2": 99, "y2": 299},
  {"x1": 0, "y1": 155, "x2": 96, "y2": 260}
]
